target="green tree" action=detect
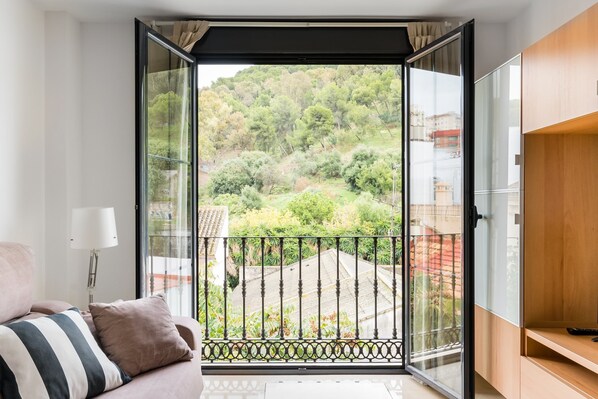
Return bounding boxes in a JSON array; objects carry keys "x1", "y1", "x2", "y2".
[
  {"x1": 240, "y1": 186, "x2": 263, "y2": 210},
  {"x1": 356, "y1": 159, "x2": 393, "y2": 195},
  {"x1": 346, "y1": 104, "x2": 375, "y2": 139},
  {"x1": 239, "y1": 151, "x2": 276, "y2": 192},
  {"x1": 342, "y1": 148, "x2": 378, "y2": 191},
  {"x1": 213, "y1": 193, "x2": 245, "y2": 215},
  {"x1": 316, "y1": 83, "x2": 351, "y2": 129},
  {"x1": 248, "y1": 107, "x2": 276, "y2": 153},
  {"x1": 208, "y1": 151, "x2": 276, "y2": 196},
  {"x1": 208, "y1": 158, "x2": 253, "y2": 196},
  {"x1": 198, "y1": 90, "x2": 252, "y2": 161},
  {"x1": 316, "y1": 151, "x2": 342, "y2": 178},
  {"x1": 234, "y1": 81, "x2": 260, "y2": 106},
  {"x1": 287, "y1": 191, "x2": 335, "y2": 225},
  {"x1": 353, "y1": 192, "x2": 399, "y2": 234},
  {"x1": 302, "y1": 105, "x2": 335, "y2": 148},
  {"x1": 270, "y1": 96, "x2": 300, "y2": 154}
]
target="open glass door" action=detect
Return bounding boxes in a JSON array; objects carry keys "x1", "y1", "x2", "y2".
[
  {"x1": 404, "y1": 21, "x2": 475, "y2": 398},
  {"x1": 135, "y1": 20, "x2": 198, "y2": 318}
]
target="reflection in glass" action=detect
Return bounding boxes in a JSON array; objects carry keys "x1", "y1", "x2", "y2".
[
  {"x1": 408, "y1": 37, "x2": 463, "y2": 396},
  {"x1": 144, "y1": 38, "x2": 193, "y2": 317},
  {"x1": 474, "y1": 56, "x2": 521, "y2": 325}
]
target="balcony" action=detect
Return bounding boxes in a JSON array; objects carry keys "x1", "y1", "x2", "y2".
[{"x1": 147, "y1": 234, "x2": 461, "y2": 365}]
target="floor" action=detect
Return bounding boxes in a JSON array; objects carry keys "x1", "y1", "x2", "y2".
[{"x1": 200, "y1": 373, "x2": 504, "y2": 399}]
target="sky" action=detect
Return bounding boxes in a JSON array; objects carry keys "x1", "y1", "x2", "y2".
[{"x1": 197, "y1": 64, "x2": 252, "y2": 89}]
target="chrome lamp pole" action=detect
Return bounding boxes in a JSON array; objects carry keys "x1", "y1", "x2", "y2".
[{"x1": 70, "y1": 207, "x2": 118, "y2": 305}]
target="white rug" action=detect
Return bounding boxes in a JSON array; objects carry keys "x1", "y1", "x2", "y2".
[{"x1": 265, "y1": 381, "x2": 392, "y2": 399}]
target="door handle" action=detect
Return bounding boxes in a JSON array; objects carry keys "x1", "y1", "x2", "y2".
[{"x1": 472, "y1": 205, "x2": 485, "y2": 228}]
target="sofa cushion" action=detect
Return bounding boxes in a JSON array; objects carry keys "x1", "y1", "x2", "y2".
[
  {"x1": 0, "y1": 243, "x2": 35, "y2": 324},
  {"x1": 90, "y1": 295, "x2": 193, "y2": 377},
  {"x1": 95, "y1": 350, "x2": 203, "y2": 398},
  {"x1": 0, "y1": 308, "x2": 130, "y2": 399}
]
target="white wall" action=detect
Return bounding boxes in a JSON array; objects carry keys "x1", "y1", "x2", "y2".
[
  {"x1": 506, "y1": 0, "x2": 597, "y2": 58},
  {"x1": 81, "y1": 22, "x2": 136, "y2": 303},
  {"x1": 40, "y1": 17, "x2": 136, "y2": 307},
  {"x1": 45, "y1": 11, "x2": 88, "y2": 307},
  {"x1": 0, "y1": 0, "x2": 47, "y2": 298},
  {"x1": 475, "y1": 22, "x2": 508, "y2": 81},
  {"x1": 473, "y1": 0, "x2": 596, "y2": 80}
]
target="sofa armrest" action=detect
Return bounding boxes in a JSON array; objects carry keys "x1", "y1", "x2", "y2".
[
  {"x1": 31, "y1": 300, "x2": 73, "y2": 315},
  {"x1": 173, "y1": 316, "x2": 202, "y2": 351}
]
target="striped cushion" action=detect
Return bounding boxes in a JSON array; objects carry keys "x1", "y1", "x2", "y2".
[{"x1": 0, "y1": 308, "x2": 130, "y2": 399}]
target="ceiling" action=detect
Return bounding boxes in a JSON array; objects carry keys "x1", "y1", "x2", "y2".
[{"x1": 32, "y1": 0, "x2": 532, "y2": 23}]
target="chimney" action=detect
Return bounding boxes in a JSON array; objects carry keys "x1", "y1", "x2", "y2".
[{"x1": 435, "y1": 182, "x2": 453, "y2": 206}]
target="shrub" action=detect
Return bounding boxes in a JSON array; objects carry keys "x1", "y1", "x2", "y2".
[
  {"x1": 290, "y1": 151, "x2": 318, "y2": 177},
  {"x1": 356, "y1": 159, "x2": 393, "y2": 195},
  {"x1": 287, "y1": 191, "x2": 335, "y2": 225},
  {"x1": 342, "y1": 147, "x2": 378, "y2": 191},
  {"x1": 240, "y1": 186, "x2": 263, "y2": 210},
  {"x1": 316, "y1": 151, "x2": 342, "y2": 178},
  {"x1": 208, "y1": 158, "x2": 253, "y2": 196},
  {"x1": 208, "y1": 151, "x2": 275, "y2": 196},
  {"x1": 213, "y1": 193, "x2": 245, "y2": 215}
]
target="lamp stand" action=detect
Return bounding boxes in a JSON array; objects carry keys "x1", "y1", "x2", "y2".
[{"x1": 87, "y1": 249, "x2": 100, "y2": 304}]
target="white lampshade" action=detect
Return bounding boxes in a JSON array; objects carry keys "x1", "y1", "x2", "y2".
[{"x1": 70, "y1": 207, "x2": 118, "y2": 250}]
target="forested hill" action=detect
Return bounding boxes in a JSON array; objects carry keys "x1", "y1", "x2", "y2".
[{"x1": 198, "y1": 65, "x2": 402, "y2": 161}]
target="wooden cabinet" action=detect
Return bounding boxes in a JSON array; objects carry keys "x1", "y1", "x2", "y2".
[
  {"x1": 521, "y1": 357, "x2": 590, "y2": 399},
  {"x1": 523, "y1": 134, "x2": 598, "y2": 325},
  {"x1": 521, "y1": 329, "x2": 598, "y2": 399},
  {"x1": 522, "y1": 3, "x2": 598, "y2": 134},
  {"x1": 474, "y1": 4, "x2": 598, "y2": 398},
  {"x1": 518, "y1": 5, "x2": 598, "y2": 398},
  {"x1": 474, "y1": 55, "x2": 523, "y2": 399},
  {"x1": 521, "y1": 133, "x2": 598, "y2": 398}
]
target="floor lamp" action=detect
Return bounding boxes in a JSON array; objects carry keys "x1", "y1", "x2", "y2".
[{"x1": 70, "y1": 207, "x2": 118, "y2": 304}]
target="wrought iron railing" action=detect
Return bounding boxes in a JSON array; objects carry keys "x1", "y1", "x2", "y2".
[
  {"x1": 198, "y1": 236, "x2": 402, "y2": 364},
  {"x1": 410, "y1": 233, "x2": 463, "y2": 358},
  {"x1": 146, "y1": 233, "x2": 462, "y2": 365}
]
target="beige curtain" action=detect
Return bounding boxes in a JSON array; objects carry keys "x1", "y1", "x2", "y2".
[
  {"x1": 407, "y1": 22, "x2": 459, "y2": 76},
  {"x1": 171, "y1": 20, "x2": 210, "y2": 52},
  {"x1": 153, "y1": 20, "x2": 210, "y2": 52},
  {"x1": 407, "y1": 22, "x2": 448, "y2": 52}
]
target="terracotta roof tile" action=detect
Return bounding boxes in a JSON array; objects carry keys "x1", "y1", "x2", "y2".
[{"x1": 198, "y1": 206, "x2": 228, "y2": 256}]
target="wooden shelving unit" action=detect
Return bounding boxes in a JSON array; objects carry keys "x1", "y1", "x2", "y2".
[
  {"x1": 526, "y1": 328, "x2": 598, "y2": 374},
  {"x1": 524, "y1": 328, "x2": 598, "y2": 398},
  {"x1": 519, "y1": 4, "x2": 598, "y2": 398}
]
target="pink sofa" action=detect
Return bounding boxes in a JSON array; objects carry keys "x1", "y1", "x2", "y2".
[{"x1": 0, "y1": 242, "x2": 204, "y2": 399}]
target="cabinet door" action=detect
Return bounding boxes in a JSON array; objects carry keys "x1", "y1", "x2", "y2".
[
  {"x1": 474, "y1": 55, "x2": 521, "y2": 325},
  {"x1": 522, "y1": 3, "x2": 598, "y2": 134}
]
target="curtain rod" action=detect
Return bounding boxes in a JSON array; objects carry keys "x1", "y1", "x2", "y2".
[{"x1": 151, "y1": 21, "x2": 409, "y2": 28}]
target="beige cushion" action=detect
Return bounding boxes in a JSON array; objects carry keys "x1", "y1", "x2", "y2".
[
  {"x1": 90, "y1": 295, "x2": 193, "y2": 377},
  {"x1": 95, "y1": 350, "x2": 203, "y2": 398},
  {"x1": 0, "y1": 243, "x2": 35, "y2": 324}
]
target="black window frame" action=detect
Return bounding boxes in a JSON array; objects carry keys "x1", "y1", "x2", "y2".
[{"x1": 190, "y1": 21, "x2": 410, "y2": 375}]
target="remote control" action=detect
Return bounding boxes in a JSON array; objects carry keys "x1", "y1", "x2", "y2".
[{"x1": 566, "y1": 327, "x2": 598, "y2": 336}]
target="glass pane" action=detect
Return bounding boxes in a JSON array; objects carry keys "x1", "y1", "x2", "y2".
[
  {"x1": 475, "y1": 57, "x2": 521, "y2": 192},
  {"x1": 474, "y1": 192, "x2": 520, "y2": 323},
  {"x1": 409, "y1": 36, "x2": 463, "y2": 396},
  {"x1": 474, "y1": 56, "x2": 521, "y2": 325},
  {"x1": 144, "y1": 37, "x2": 193, "y2": 317}
]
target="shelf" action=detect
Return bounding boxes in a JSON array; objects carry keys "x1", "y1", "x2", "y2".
[
  {"x1": 524, "y1": 111, "x2": 598, "y2": 135},
  {"x1": 526, "y1": 328, "x2": 598, "y2": 374},
  {"x1": 526, "y1": 356, "x2": 598, "y2": 398}
]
